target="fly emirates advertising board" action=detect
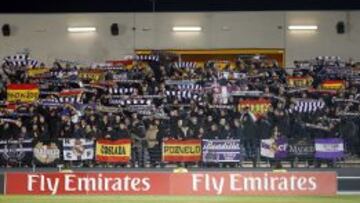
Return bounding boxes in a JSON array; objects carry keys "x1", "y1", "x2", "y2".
[{"x1": 5, "y1": 172, "x2": 336, "y2": 196}]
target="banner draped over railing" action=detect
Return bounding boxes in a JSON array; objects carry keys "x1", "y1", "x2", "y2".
[
  {"x1": 0, "y1": 139, "x2": 33, "y2": 165},
  {"x1": 315, "y1": 138, "x2": 344, "y2": 159},
  {"x1": 260, "y1": 138, "x2": 288, "y2": 159},
  {"x1": 33, "y1": 140, "x2": 61, "y2": 165},
  {"x1": 162, "y1": 139, "x2": 201, "y2": 162},
  {"x1": 0, "y1": 138, "x2": 345, "y2": 165},
  {"x1": 63, "y1": 139, "x2": 95, "y2": 161},
  {"x1": 202, "y1": 139, "x2": 241, "y2": 163},
  {"x1": 96, "y1": 139, "x2": 131, "y2": 163}
]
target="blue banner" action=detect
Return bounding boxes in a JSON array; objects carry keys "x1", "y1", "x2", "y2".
[
  {"x1": 202, "y1": 139, "x2": 241, "y2": 163},
  {"x1": 0, "y1": 139, "x2": 33, "y2": 165}
]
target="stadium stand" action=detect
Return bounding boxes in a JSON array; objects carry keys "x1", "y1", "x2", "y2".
[{"x1": 0, "y1": 52, "x2": 359, "y2": 169}]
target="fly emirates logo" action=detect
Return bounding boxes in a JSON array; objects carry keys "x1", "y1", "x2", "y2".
[
  {"x1": 27, "y1": 174, "x2": 151, "y2": 195},
  {"x1": 192, "y1": 173, "x2": 318, "y2": 195}
]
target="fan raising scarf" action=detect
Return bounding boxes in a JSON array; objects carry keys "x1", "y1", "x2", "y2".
[{"x1": 290, "y1": 99, "x2": 325, "y2": 113}]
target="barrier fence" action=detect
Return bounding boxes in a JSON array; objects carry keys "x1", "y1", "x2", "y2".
[{"x1": 0, "y1": 138, "x2": 345, "y2": 167}]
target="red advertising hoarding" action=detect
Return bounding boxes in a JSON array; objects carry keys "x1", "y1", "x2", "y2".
[{"x1": 5, "y1": 172, "x2": 337, "y2": 196}]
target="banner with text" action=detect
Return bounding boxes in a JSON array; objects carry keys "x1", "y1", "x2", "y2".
[
  {"x1": 321, "y1": 80, "x2": 345, "y2": 90},
  {"x1": 287, "y1": 139, "x2": 315, "y2": 158},
  {"x1": 0, "y1": 139, "x2": 33, "y2": 165},
  {"x1": 202, "y1": 139, "x2": 241, "y2": 163},
  {"x1": 5, "y1": 172, "x2": 337, "y2": 196},
  {"x1": 7, "y1": 84, "x2": 39, "y2": 103},
  {"x1": 33, "y1": 141, "x2": 61, "y2": 166},
  {"x1": 162, "y1": 139, "x2": 201, "y2": 162},
  {"x1": 238, "y1": 99, "x2": 271, "y2": 118},
  {"x1": 260, "y1": 138, "x2": 288, "y2": 159},
  {"x1": 78, "y1": 70, "x2": 104, "y2": 82},
  {"x1": 315, "y1": 138, "x2": 344, "y2": 159},
  {"x1": 63, "y1": 139, "x2": 95, "y2": 161},
  {"x1": 96, "y1": 139, "x2": 131, "y2": 163}
]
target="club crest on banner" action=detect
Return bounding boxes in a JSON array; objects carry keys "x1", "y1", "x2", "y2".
[{"x1": 33, "y1": 142, "x2": 60, "y2": 164}]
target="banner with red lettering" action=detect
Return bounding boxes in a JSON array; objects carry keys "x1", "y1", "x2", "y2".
[
  {"x1": 5, "y1": 172, "x2": 337, "y2": 196},
  {"x1": 162, "y1": 139, "x2": 202, "y2": 162}
]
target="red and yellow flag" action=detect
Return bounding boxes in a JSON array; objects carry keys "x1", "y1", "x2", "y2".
[
  {"x1": 162, "y1": 139, "x2": 201, "y2": 162},
  {"x1": 106, "y1": 60, "x2": 134, "y2": 69},
  {"x1": 238, "y1": 99, "x2": 271, "y2": 117},
  {"x1": 79, "y1": 69, "x2": 104, "y2": 81},
  {"x1": 96, "y1": 139, "x2": 131, "y2": 163},
  {"x1": 27, "y1": 68, "x2": 50, "y2": 77},
  {"x1": 7, "y1": 84, "x2": 39, "y2": 103},
  {"x1": 287, "y1": 76, "x2": 313, "y2": 87},
  {"x1": 321, "y1": 80, "x2": 345, "y2": 90}
]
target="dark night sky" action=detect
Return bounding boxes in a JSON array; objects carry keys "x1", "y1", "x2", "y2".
[{"x1": 1, "y1": 0, "x2": 360, "y2": 13}]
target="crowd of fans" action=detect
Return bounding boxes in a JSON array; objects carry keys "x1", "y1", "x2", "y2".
[{"x1": 0, "y1": 52, "x2": 360, "y2": 167}]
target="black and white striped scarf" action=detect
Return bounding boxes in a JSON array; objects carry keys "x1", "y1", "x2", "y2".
[
  {"x1": 290, "y1": 99, "x2": 325, "y2": 113},
  {"x1": 59, "y1": 96, "x2": 83, "y2": 104},
  {"x1": 165, "y1": 90, "x2": 202, "y2": 102},
  {"x1": 40, "y1": 96, "x2": 83, "y2": 104},
  {"x1": 107, "y1": 87, "x2": 135, "y2": 95},
  {"x1": 172, "y1": 61, "x2": 197, "y2": 69},
  {"x1": 3, "y1": 54, "x2": 40, "y2": 68},
  {"x1": 176, "y1": 83, "x2": 202, "y2": 91},
  {"x1": 109, "y1": 98, "x2": 152, "y2": 106},
  {"x1": 135, "y1": 55, "x2": 159, "y2": 62}
]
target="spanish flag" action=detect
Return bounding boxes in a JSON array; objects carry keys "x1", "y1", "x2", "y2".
[
  {"x1": 321, "y1": 80, "x2": 345, "y2": 90},
  {"x1": 27, "y1": 68, "x2": 50, "y2": 77},
  {"x1": 106, "y1": 60, "x2": 134, "y2": 69},
  {"x1": 238, "y1": 99, "x2": 272, "y2": 118},
  {"x1": 287, "y1": 76, "x2": 313, "y2": 87},
  {"x1": 7, "y1": 84, "x2": 39, "y2": 103},
  {"x1": 162, "y1": 139, "x2": 202, "y2": 162},
  {"x1": 78, "y1": 69, "x2": 104, "y2": 81},
  {"x1": 96, "y1": 139, "x2": 131, "y2": 163}
]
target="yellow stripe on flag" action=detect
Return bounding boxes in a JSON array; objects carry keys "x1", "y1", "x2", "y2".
[{"x1": 96, "y1": 143, "x2": 131, "y2": 157}]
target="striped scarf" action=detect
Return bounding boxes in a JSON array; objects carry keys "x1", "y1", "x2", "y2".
[
  {"x1": 135, "y1": 55, "x2": 159, "y2": 62},
  {"x1": 107, "y1": 87, "x2": 135, "y2": 95},
  {"x1": 172, "y1": 61, "x2": 197, "y2": 69},
  {"x1": 290, "y1": 99, "x2": 325, "y2": 113},
  {"x1": 165, "y1": 90, "x2": 202, "y2": 102},
  {"x1": 176, "y1": 83, "x2": 202, "y2": 91},
  {"x1": 3, "y1": 54, "x2": 40, "y2": 68},
  {"x1": 109, "y1": 98, "x2": 152, "y2": 106}
]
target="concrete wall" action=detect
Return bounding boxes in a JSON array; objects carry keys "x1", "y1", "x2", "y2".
[{"x1": 0, "y1": 11, "x2": 359, "y2": 66}]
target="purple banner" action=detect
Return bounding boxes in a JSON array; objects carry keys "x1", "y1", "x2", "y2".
[
  {"x1": 275, "y1": 138, "x2": 288, "y2": 159},
  {"x1": 260, "y1": 138, "x2": 288, "y2": 159},
  {"x1": 315, "y1": 138, "x2": 344, "y2": 159},
  {"x1": 202, "y1": 139, "x2": 241, "y2": 163}
]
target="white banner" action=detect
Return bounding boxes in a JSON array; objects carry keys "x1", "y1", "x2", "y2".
[
  {"x1": 63, "y1": 139, "x2": 94, "y2": 161},
  {"x1": 260, "y1": 139, "x2": 276, "y2": 158}
]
